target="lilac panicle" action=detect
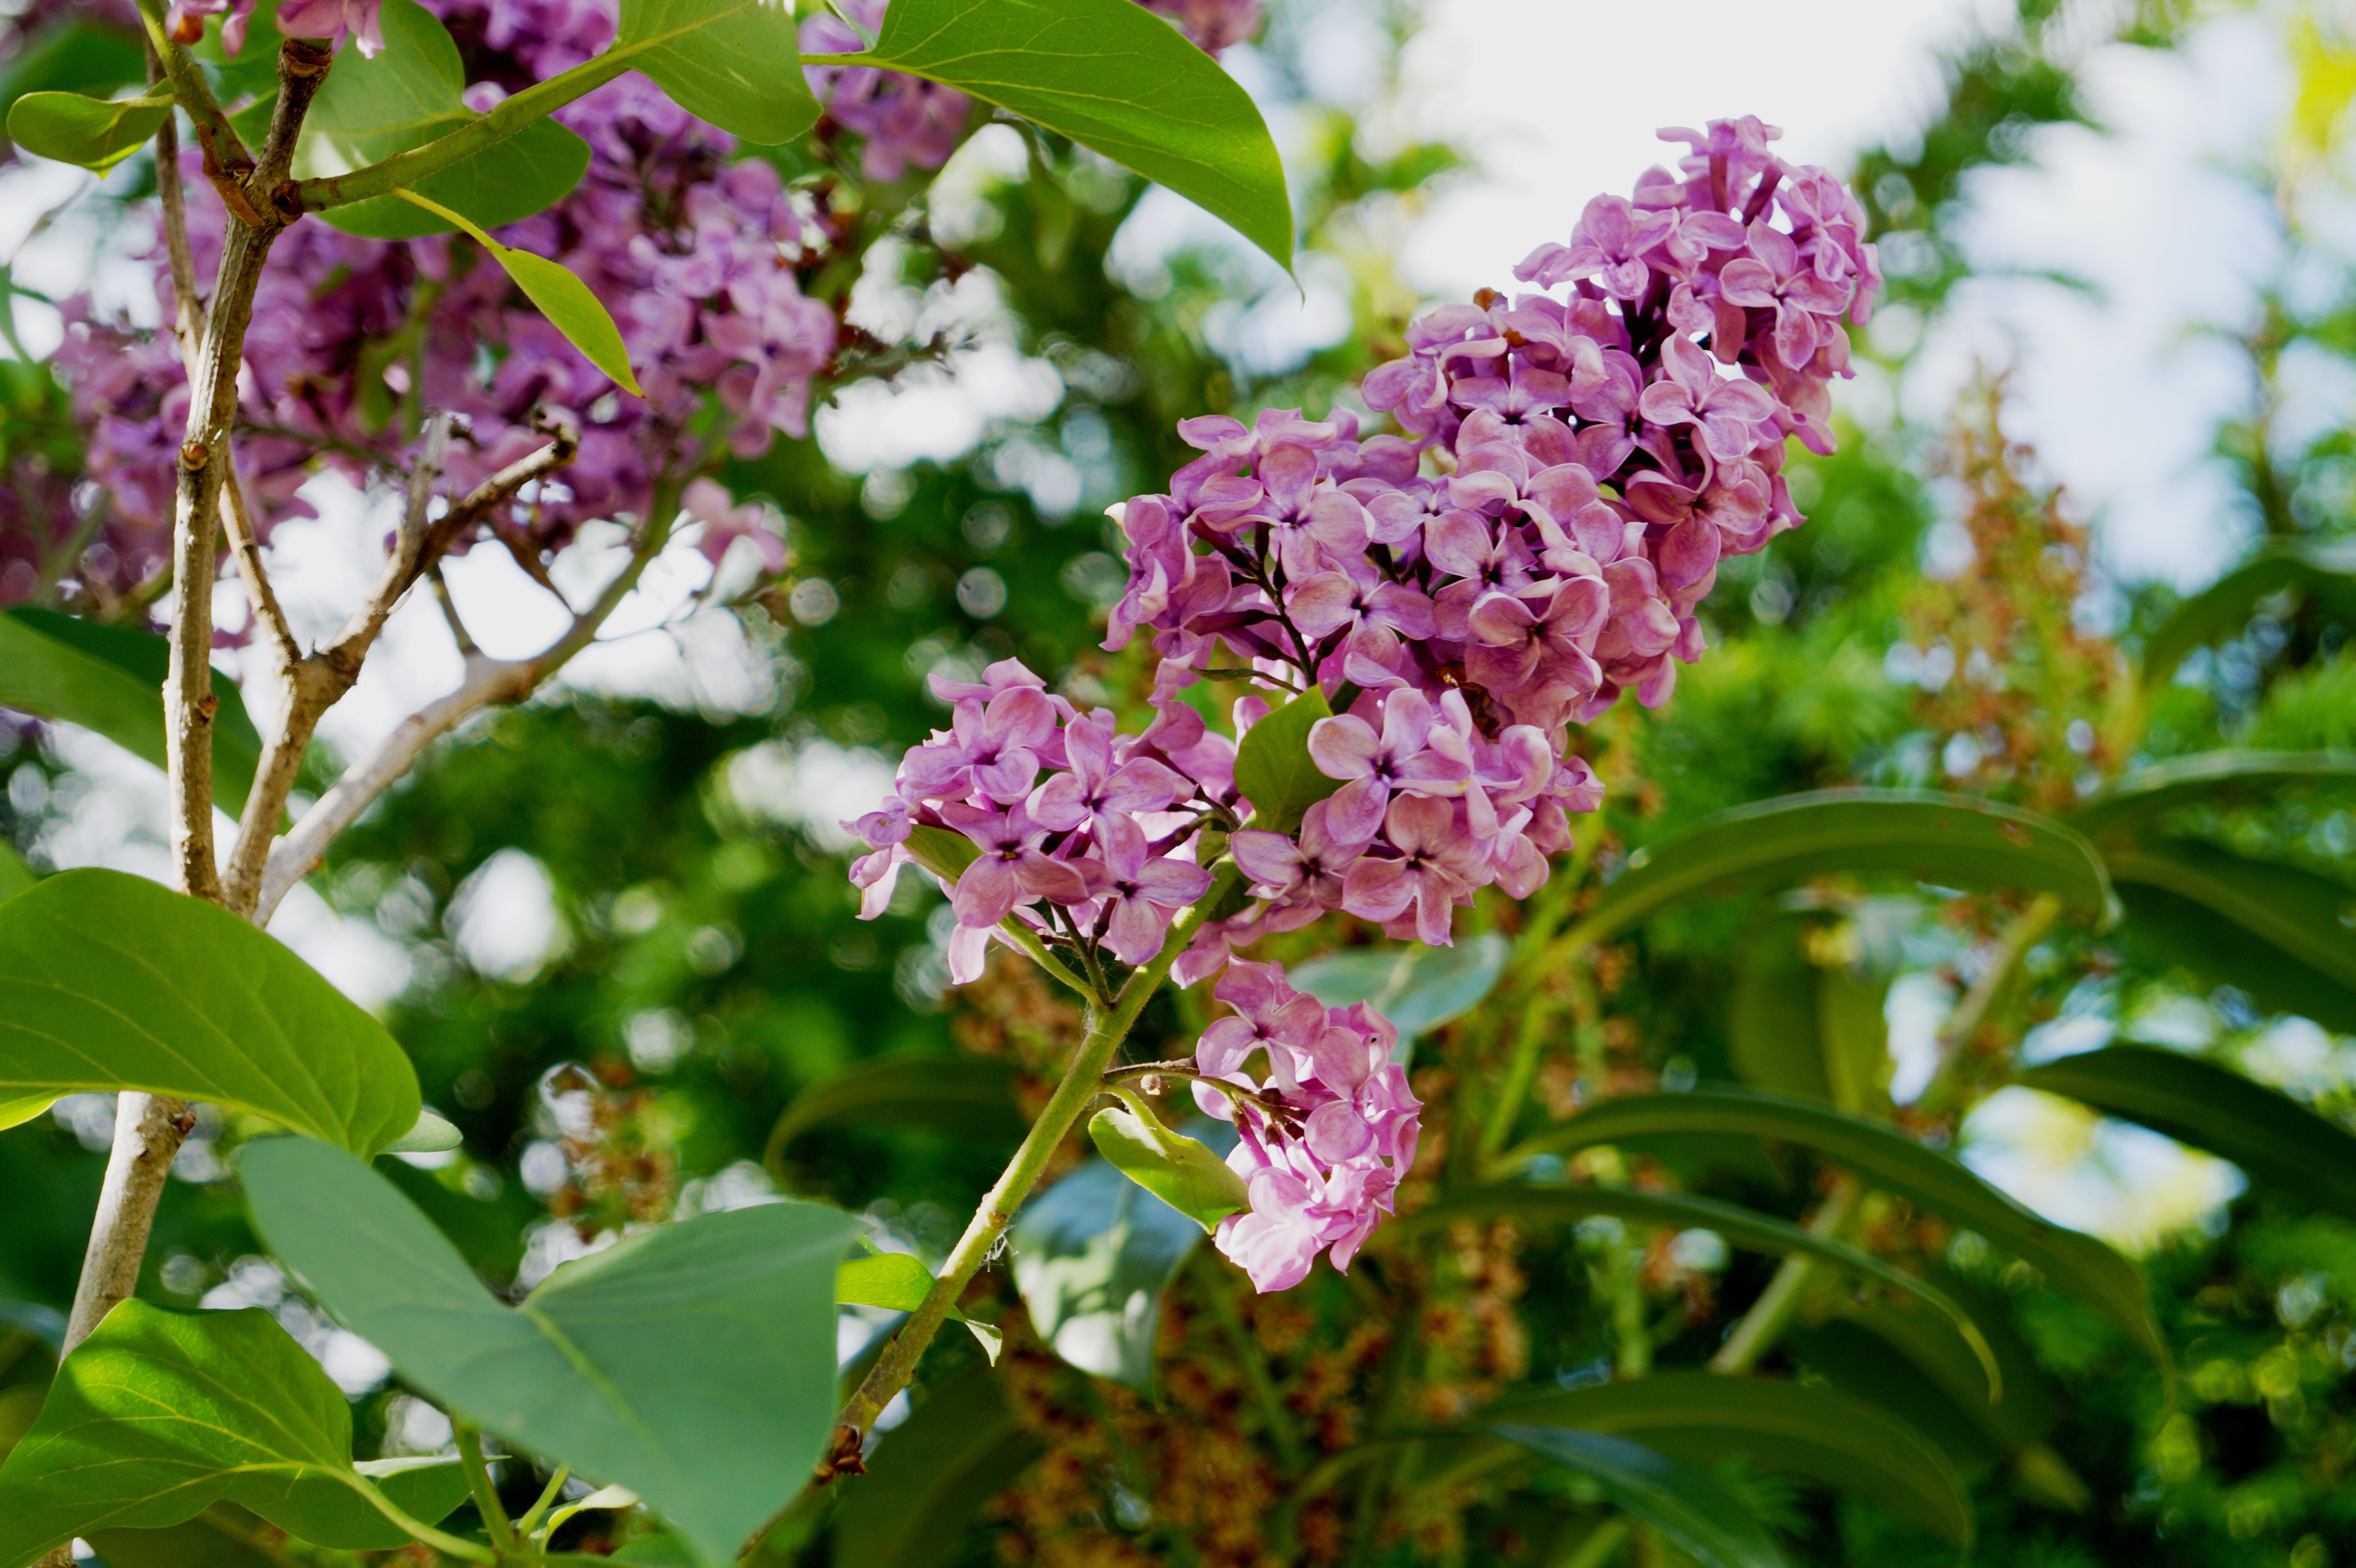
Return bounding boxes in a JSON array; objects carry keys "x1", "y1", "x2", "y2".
[{"x1": 850, "y1": 117, "x2": 1879, "y2": 1291}]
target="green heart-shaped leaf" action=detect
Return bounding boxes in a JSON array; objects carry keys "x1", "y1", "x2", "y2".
[{"x1": 241, "y1": 1137, "x2": 858, "y2": 1568}]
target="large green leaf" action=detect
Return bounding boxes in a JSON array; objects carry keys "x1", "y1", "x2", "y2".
[
  {"x1": 241, "y1": 1137, "x2": 858, "y2": 1568},
  {"x1": 2107, "y1": 840, "x2": 2356, "y2": 1031},
  {"x1": 614, "y1": 0, "x2": 820, "y2": 145},
  {"x1": 1575, "y1": 791, "x2": 2115, "y2": 946},
  {"x1": 831, "y1": 1364, "x2": 1043, "y2": 1568},
  {"x1": 2068, "y1": 750, "x2": 2356, "y2": 844},
  {"x1": 2018, "y1": 1044, "x2": 2356, "y2": 1218},
  {"x1": 2141, "y1": 537, "x2": 2356, "y2": 687},
  {"x1": 296, "y1": 0, "x2": 590, "y2": 238},
  {"x1": 0, "y1": 869, "x2": 421, "y2": 1156},
  {"x1": 1291, "y1": 932, "x2": 1509, "y2": 1052},
  {"x1": 0, "y1": 1302, "x2": 467, "y2": 1566},
  {"x1": 765, "y1": 1056, "x2": 1025, "y2": 1176},
  {"x1": 1233, "y1": 687, "x2": 1340, "y2": 834},
  {"x1": 4, "y1": 89, "x2": 168, "y2": 172},
  {"x1": 0, "y1": 607, "x2": 263, "y2": 815},
  {"x1": 1011, "y1": 1151, "x2": 1203, "y2": 1391},
  {"x1": 1392, "y1": 1183, "x2": 1995, "y2": 1395},
  {"x1": 1492, "y1": 1426, "x2": 1789, "y2": 1568},
  {"x1": 849, "y1": 0, "x2": 1292, "y2": 271},
  {"x1": 1504, "y1": 1088, "x2": 2165, "y2": 1365},
  {"x1": 1479, "y1": 1372, "x2": 1971, "y2": 1546}
]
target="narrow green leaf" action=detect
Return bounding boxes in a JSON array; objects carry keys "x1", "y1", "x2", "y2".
[
  {"x1": 1481, "y1": 1372, "x2": 1971, "y2": 1546},
  {"x1": 1089, "y1": 1105, "x2": 1248, "y2": 1231},
  {"x1": 0, "y1": 869, "x2": 421, "y2": 1156},
  {"x1": 832, "y1": 1365, "x2": 1042, "y2": 1568},
  {"x1": 394, "y1": 188, "x2": 643, "y2": 395},
  {"x1": 2109, "y1": 839, "x2": 2356, "y2": 996},
  {"x1": 1505, "y1": 1088, "x2": 2166, "y2": 1367},
  {"x1": 1290, "y1": 932, "x2": 1509, "y2": 1050},
  {"x1": 2141, "y1": 537, "x2": 2356, "y2": 687},
  {"x1": 1392, "y1": 1183, "x2": 1996, "y2": 1397},
  {"x1": 2068, "y1": 749, "x2": 2356, "y2": 844},
  {"x1": 1011, "y1": 1152, "x2": 1203, "y2": 1391},
  {"x1": 5, "y1": 89, "x2": 170, "y2": 172},
  {"x1": 296, "y1": 0, "x2": 590, "y2": 238},
  {"x1": 1490, "y1": 1426, "x2": 1789, "y2": 1568},
  {"x1": 0, "y1": 1302, "x2": 466, "y2": 1566},
  {"x1": 1576, "y1": 791, "x2": 2116, "y2": 947},
  {"x1": 241, "y1": 1137, "x2": 859, "y2": 1568},
  {"x1": 1233, "y1": 687, "x2": 1339, "y2": 834},
  {"x1": 614, "y1": 0, "x2": 819, "y2": 144},
  {"x1": 2018, "y1": 1044, "x2": 2356, "y2": 1220},
  {"x1": 855, "y1": 0, "x2": 1293, "y2": 271},
  {"x1": 0, "y1": 607, "x2": 263, "y2": 815},
  {"x1": 765, "y1": 1056, "x2": 1024, "y2": 1174}
]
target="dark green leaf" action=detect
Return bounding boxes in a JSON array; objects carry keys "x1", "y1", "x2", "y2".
[
  {"x1": 296, "y1": 0, "x2": 590, "y2": 238},
  {"x1": 0, "y1": 1302, "x2": 465, "y2": 1565},
  {"x1": 1504, "y1": 1088, "x2": 2165, "y2": 1366},
  {"x1": 832, "y1": 1364, "x2": 1043, "y2": 1568},
  {"x1": 4, "y1": 89, "x2": 169, "y2": 172},
  {"x1": 1290, "y1": 932, "x2": 1509, "y2": 1048},
  {"x1": 765, "y1": 1056, "x2": 1024, "y2": 1175},
  {"x1": 0, "y1": 869, "x2": 421, "y2": 1156},
  {"x1": 1088, "y1": 1105, "x2": 1248, "y2": 1230},
  {"x1": 0, "y1": 607, "x2": 263, "y2": 815},
  {"x1": 1482, "y1": 1372, "x2": 1970, "y2": 1546},
  {"x1": 614, "y1": 0, "x2": 820, "y2": 145},
  {"x1": 2109, "y1": 839, "x2": 2356, "y2": 1002},
  {"x1": 1575, "y1": 791, "x2": 2115, "y2": 946},
  {"x1": 2018, "y1": 1044, "x2": 2356, "y2": 1219},
  {"x1": 1489, "y1": 1426, "x2": 1788, "y2": 1568},
  {"x1": 2141, "y1": 537, "x2": 2356, "y2": 687},
  {"x1": 1392, "y1": 1183, "x2": 1996, "y2": 1396},
  {"x1": 2068, "y1": 749, "x2": 2356, "y2": 844},
  {"x1": 1232, "y1": 687, "x2": 1339, "y2": 834},
  {"x1": 856, "y1": 0, "x2": 1292, "y2": 271},
  {"x1": 1011, "y1": 1151, "x2": 1203, "y2": 1391},
  {"x1": 241, "y1": 1137, "x2": 859, "y2": 1568}
]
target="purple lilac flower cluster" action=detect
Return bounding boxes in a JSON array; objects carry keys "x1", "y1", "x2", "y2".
[
  {"x1": 849, "y1": 117, "x2": 1878, "y2": 1292},
  {"x1": 38, "y1": 0, "x2": 833, "y2": 604}
]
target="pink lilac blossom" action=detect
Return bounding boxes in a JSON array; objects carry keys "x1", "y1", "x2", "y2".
[
  {"x1": 849, "y1": 118, "x2": 1879, "y2": 1291},
  {"x1": 33, "y1": 0, "x2": 835, "y2": 609}
]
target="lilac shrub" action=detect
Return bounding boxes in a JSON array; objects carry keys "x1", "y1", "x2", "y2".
[{"x1": 850, "y1": 117, "x2": 1880, "y2": 1290}]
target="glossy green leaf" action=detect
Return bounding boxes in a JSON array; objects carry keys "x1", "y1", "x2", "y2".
[
  {"x1": 296, "y1": 0, "x2": 590, "y2": 238},
  {"x1": 2141, "y1": 537, "x2": 2356, "y2": 687},
  {"x1": 395, "y1": 188, "x2": 642, "y2": 395},
  {"x1": 1491, "y1": 1426, "x2": 1788, "y2": 1568},
  {"x1": 5, "y1": 89, "x2": 170, "y2": 172},
  {"x1": 1575, "y1": 791, "x2": 2116, "y2": 946},
  {"x1": 2018, "y1": 1044, "x2": 2356, "y2": 1219},
  {"x1": 0, "y1": 607, "x2": 263, "y2": 815},
  {"x1": 1012, "y1": 1151, "x2": 1203, "y2": 1391},
  {"x1": 0, "y1": 869, "x2": 421, "y2": 1156},
  {"x1": 852, "y1": 0, "x2": 1291, "y2": 271},
  {"x1": 614, "y1": 0, "x2": 819, "y2": 145},
  {"x1": 0, "y1": 1302, "x2": 467, "y2": 1566},
  {"x1": 2068, "y1": 749, "x2": 2356, "y2": 844},
  {"x1": 765, "y1": 1056, "x2": 1024, "y2": 1175},
  {"x1": 1480, "y1": 1372, "x2": 1971, "y2": 1546},
  {"x1": 1393, "y1": 1183, "x2": 1995, "y2": 1396},
  {"x1": 241, "y1": 1137, "x2": 859, "y2": 1568},
  {"x1": 1089, "y1": 1105, "x2": 1248, "y2": 1231},
  {"x1": 1504, "y1": 1088, "x2": 2165, "y2": 1366},
  {"x1": 833, "y1": 1364, "x2": 1042, "y2": 1568},
  {"x1": 1233, "y1": 687, "x2": 1340, "y2": 833},
  {"x1": 1291, "y1": 932, "x2": 1509, "y2": 1052},
  {"x1": 2108, "y1": 839, "x2": 2356, "y2": 1021}
]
